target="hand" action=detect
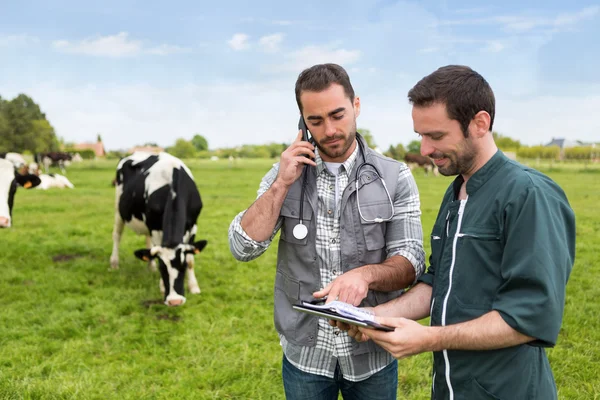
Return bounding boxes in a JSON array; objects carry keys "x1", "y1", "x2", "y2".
[
  {"x1": 358, "y1": 317, "x2": 433, "y2": 360},
  {"x1": 313, "y1": 269, "x2": 369, "y2": 307},
  {"x1": 275, "y1": 130, "x2": 316, "y2": 188},
  {"x1": 328, "y1": 306, "x2": 374, "y2": 335}
]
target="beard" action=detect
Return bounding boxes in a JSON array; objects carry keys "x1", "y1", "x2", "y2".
[
  {"x1": 315, "y1": 120, "x2": 357, "y2": 160},
  {"x1": 432, "y1": 138, "x2": 477, "y2": 176}
]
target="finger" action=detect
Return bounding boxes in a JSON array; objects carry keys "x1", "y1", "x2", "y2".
[
  {"x1": 374, "y1": 316, "x2": 404, "y2": 328},
  {"x1": 290, "y1": 144, "x2": 316, "y2": 159},
  {"x1": 293, "y1": 155, "x2": 317, "y2": 168},
  {"x1": 313, "y1": 282, "x2": 332, "y2": 299},
  {"x1": 326, "y1": 285, "x2": 340, "y2": 304},
  {"x1": 294, "y1": 130, "x2": 303, "y2": 143},
  {"x1": 336, "y1": 322, "x2": 352, "y2": 331}
]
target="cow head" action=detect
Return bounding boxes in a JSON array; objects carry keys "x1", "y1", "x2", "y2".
[
  {"x1": 134, "y1": 240, "x2": 208, "y2": 306},
  {"x1": 0, "y1": 159, "x2": 42, "y2": 228}
]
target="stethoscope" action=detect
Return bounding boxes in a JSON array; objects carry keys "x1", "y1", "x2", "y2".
[{"x1": 293, "y1": 134, "x2": 395, "y2": 240}]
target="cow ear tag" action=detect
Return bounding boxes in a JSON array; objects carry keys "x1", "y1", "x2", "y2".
[
  {"x1": 293, "y1": 223, "x2": 308, "y2": 240},
  {"x1": 142, "y1": 256, "x2": 149, "y2": 261},
  {"x1": 24, "y1": 181, "x2": 32, "y2": 188}
]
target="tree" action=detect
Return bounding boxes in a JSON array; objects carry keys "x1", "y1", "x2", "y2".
[
  {"x1": 492, "y1": 132, "x2": 521, "y2": 151},
  {"x1": 97, "y1": 134, "x2": 103, "y2": 143},
  {"x1": 167, "y1": 138, "x2": 196, "y2": 159},
  {"x1": 384, "y1": 143, "x2": 406, "y2": 161},
  {"x1": 407, "y1": 140, "x2": 421, "y2": 154},
  {"x1": 191, "y1": 134, "x2": 209, "y2": 152},
  {"x1": 0, "y1": 93, "x2": 58, "y2": 152},
  {"x1": 357, "y1": 128, "x2": 376, "y2": 149}
]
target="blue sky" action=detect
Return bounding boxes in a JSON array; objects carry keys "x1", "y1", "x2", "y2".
[{"x1": 1, "y1": 0, "x2": 599, "y2": 151}]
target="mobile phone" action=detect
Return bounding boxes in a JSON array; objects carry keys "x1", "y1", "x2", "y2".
[{"x1": 298, "y1": 116, "x2": 310, "y2": 142}]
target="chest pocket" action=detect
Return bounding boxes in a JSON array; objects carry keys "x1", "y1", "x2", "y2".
[
  {"x1": 280, "y1": 198, "x2": 313, "y2": 245},
  {"x1": 454, "y1": 226, "x2": 503, "y2": 309}
]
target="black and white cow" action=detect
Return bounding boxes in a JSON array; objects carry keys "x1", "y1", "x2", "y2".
[
  {"x1": 0, "y1": 158, "x2": 41, "y2": 228},
  {"x1": 109, "y1": 152, "x2": 207, "y2": 306},
  {"x1": 34, "y1": 152, "x2": 73, "y2": 174}
]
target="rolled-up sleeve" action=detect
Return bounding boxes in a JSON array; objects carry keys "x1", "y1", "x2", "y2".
[
  {"x1": 228, "y1": 163, "x2": 283, "y2": 262},
  {"x1": 493, "y1": 185, "x2": 575, "y2": 347},
  {"x1": 385, "y1": 163, "x2": 425, "y2": 283}
]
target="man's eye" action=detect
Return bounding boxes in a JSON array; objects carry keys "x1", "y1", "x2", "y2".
[
  {"x1": 310, "y1": 122, "x2": 322, "y2": 127},
  {"x1": 332, "y1": 114, "x2": 344, "y2": 120}
]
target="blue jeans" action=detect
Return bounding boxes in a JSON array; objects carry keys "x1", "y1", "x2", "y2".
[{"x1": 282, "y1": 355, "x2": 398, "y2": 400}]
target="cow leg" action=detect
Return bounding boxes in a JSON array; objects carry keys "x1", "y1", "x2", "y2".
[
  {"x1": 159, "y1": 278, "x2": 165, "y2": 295},
  {"x1": 110, "y1": 211, "x2": 124, "y2": 269},
  {"x1": 186, "y1": 253, "x2": 201, "y2": 294},
  {"x1": 146, "y1": 236, "x2": 157, "y2": 272},
  {"x1": 43, "y1": 157, "x2": 51, "y2": 173}
]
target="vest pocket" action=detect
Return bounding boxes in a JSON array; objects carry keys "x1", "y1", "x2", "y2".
[
  {"x1": 280, "y1": 199, "x2": 312, "y2": 245},
  {"x1": 361, "y1": 221, "x2": 386, "y2": 250}
]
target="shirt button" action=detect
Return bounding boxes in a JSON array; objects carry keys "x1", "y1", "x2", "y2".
[
  {"x1": 327, "y1": 209, "x2": 332, "y2": 215},
  {"x1": 334, "y1": 331, "x2": 340, "y2": 336},
  {"x1": 329, "y1": 185, "x2": 334, "y2": 190},
  {"x1": 331, "y1": 238, "x2": 336, "y2": 244}
]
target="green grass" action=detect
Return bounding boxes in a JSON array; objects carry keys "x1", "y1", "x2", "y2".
[{"x1": 0, "y1": 158, "x2": 598, "y2": 399}]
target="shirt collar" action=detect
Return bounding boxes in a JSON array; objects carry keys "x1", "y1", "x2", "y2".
[
  {"x1": 315, "y1": 139, "x2": 360, "y2": 177},
  {"x1": 452, "y1": 150, "x2": 509, "y2": 197}
]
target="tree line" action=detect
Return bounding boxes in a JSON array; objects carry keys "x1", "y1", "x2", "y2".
[
  {"x1": 2, "y1": 93, "x2": 596, "y2": 162},
  {"x1": 0, "y1": 94, "x2": 59, "y2": 153}
]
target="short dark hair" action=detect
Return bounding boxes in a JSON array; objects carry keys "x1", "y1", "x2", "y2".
[
  {"x1": 408, "y1": 65, "x2": 495, "y2": 136},
  {"x1": 295, "y1": 63, "x2": 355, "y2": 112}
]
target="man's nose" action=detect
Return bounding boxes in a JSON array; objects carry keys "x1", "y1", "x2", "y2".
[
  {"x1": 323, "y1": 120, "x2": 336, "y2": 137},
  {"x1": 420, "y1": 137, "x2": 433, "y2": 157}
]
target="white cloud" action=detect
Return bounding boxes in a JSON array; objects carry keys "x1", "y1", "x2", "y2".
[
  {"x1": 419, "y1": 47, "x2": 439, "y2": 53},
  {"x1": 0, "y1": 34, "x2": 40, "y2": 46},
  {"x1": 434, "y1": 5, "x2": 600, "y2": 33},
  {"x1": 228, "y1": 33, "x2": 250, "y2": 51},
  {"x1": 265, "y1": 44, "x2": 361, "y2": 74},
  {"x1": 52, "y1": 32, "x2": 142, "y2": 57},
  {"x1": 51, "y1": 32, "x2": 190, "y2": 57},
  {"x1": 483, "y1": 40, "x2": 505, "y2": 53},
  {"x1": 146, "y1": 44, "x2": 192, "y2": 56},
  {"x1": 259, "y1": 33, "x2": 284, "y2": 53},
  {"x1": 273, "y1": 20, "x2": 293, "y2": 26}
]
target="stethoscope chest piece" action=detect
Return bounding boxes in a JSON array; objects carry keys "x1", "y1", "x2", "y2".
[{"x1": 293, "y1": 223, "x2": 308, "y2": 240}]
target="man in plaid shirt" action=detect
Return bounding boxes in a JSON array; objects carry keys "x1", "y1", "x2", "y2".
[{"x1": 229, "y1": 63, "x2": 425, "y2": 399}]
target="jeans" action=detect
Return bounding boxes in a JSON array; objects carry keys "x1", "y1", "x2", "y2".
[{"x1": 282, "y1": 355, "x2": 398, "y2": 400}]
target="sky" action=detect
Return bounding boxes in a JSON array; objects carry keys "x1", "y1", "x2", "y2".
[{"x1": 1, "y1": 0, "x2": 599, "y2": 151}]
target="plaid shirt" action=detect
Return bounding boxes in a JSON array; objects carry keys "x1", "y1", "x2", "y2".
[{"x1": 229, "y1": 144, "x2": 425, "y2": 381}]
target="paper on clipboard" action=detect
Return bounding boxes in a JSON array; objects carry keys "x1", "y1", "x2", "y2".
[{"x1": 292, "y1": 300, "x2": 394, "y2": 331}]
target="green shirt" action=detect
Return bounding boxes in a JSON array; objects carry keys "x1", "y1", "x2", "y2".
[{"x1": 418, "y1": 151, "x2": 576, "y2": 400}]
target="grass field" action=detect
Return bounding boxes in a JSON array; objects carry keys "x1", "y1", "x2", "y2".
[{"x1": 0, "y1": 158, "x2": 598, "y2": 399}]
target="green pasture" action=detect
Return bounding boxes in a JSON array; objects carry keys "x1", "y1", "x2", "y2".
[{"x1": 0, "y1": 158, "x2": 598, "y2": 399}]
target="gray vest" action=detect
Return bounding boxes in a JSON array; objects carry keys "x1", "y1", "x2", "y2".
[{"x1": 274, "y1": 137, "x2": 404, "y2": 355}]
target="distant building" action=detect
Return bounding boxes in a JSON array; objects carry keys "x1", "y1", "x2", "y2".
[
  {"x1": 73, "y1": 141, "x2": 106, "y2": 157},
  {"x1": 544, "y1": 138, "x2": 580, "y2": 149},
  {"x1": 129, "y1": 145, "x2": 164, "y2": 154}
]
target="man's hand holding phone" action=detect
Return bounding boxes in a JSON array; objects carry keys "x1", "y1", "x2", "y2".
[{"x1": 276, "y1": 130, "x2": 316, "y2": 188}]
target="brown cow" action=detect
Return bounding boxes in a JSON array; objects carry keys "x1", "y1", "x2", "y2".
[{"x1": 404, "y1": 153, "x2": 439, "y2": 176}]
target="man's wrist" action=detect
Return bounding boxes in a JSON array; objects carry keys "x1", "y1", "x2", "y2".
[{"x1": 425, "y1": 327, "x2": 442, "y2": 352}]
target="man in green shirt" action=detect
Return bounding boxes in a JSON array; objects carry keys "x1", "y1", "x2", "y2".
[{"x1": 345, "y1": 65, "x2": 576, "y2": 399}]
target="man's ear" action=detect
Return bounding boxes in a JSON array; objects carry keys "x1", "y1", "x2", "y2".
[
  {"x1": 15, "y1": 174, "x2": 41, "y2": 189},
  {"x1": 134, "y1": 249, "x2": 158, "y2": 262},
  {"x1": 192, "y1": 240, "x2": 207, "y2": 254}
]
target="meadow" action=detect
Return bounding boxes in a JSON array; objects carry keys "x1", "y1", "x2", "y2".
[{"x1": 0, "y1": 157, "x2": 598, "y2": 399}]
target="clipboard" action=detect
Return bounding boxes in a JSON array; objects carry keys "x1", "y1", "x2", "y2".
[{"x1": 293, "y1": 301, "x2": 394, "y2": 332}]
